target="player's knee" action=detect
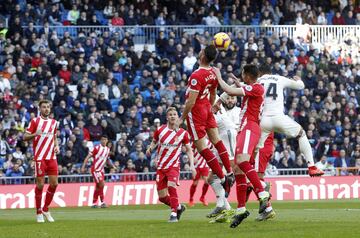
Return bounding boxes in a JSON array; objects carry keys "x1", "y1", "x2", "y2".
[
  {"x1": 36, "y1": 183, "x2": 44, "y2": 190},
  {"x1": 50, "y1": 181, "x2": 58, "y2": 188},
  {"x1": 192, "y1": 180, "x2": 199, "y2": 186}
]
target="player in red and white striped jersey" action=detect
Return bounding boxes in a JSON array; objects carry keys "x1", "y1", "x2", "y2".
[
  {"x1": 189, "y1": 140, "x2": 211, "y2": 207},
  {"x1": 24, "y1": 100, "x2": 60, "y2": 223},
  {"x1": 146, "y1": 107, "x2": 196, "y2": 223},
  {"x1": 81, "y1": 135, "x2": 114, "y2": 208}
]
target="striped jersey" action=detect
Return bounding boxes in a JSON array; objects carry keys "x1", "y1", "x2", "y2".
[
  {"x1": 90, "y1": 145, "x2": 110, "y2": 172},
  {"x1": 154, "y1": 125, "x2": 190, "y2": 170},
  {"x1": 238, "y1": 83, "x2": 264, "y2": 130},
  {"x1": 26, "y1": 116, "x2": 59, "y2": 161},
  {"x1": 192, "y1": 139, "x2": 212, "y2": 169}
]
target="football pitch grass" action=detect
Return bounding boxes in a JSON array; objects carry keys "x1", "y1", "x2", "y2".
[{"x1": 1, "y1": 200, "x2": 360, "y2": 238}]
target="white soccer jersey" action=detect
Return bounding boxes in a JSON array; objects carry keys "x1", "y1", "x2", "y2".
[
  {"x1": 257, "y1": 74, "x2": 305, "y2": 116},
  {"x1": 214, "y1": 104, "x2": 238, "y2": 159}
]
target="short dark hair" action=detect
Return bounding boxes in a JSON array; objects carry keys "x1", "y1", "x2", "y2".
[
  {"x1": 38, "y1": 99, "x2": 50, "y2": 107},
  {"x1": 101, "y1": 134, "x2": 108, "y2": 139},
  {"x1": 243, "y1": 64, "x2": 259, "y2": 80},
  {"x1": 204, "y1": 45, "x2": 218, "y2": 63},
  {"x1": 258, "y1": 64, "x2": 272, "y2": 75}
]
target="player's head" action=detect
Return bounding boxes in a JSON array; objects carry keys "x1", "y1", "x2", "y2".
[
  {"x1": 223, "y1": 95, "x2": 237, "y2": 110},
  {"x1": 166, "y1": 107, "x2": 178, "y2": 126},
  {"x1": 38, "y1": 100, "x2": 51, "y2": 118},
  {"x1": 100, "y1": 135, "x2": 109, "y2": 146},
  {"x1": 241, "y1": 64, "x2": 259, "y2": 84},
  {"x1": 199, "y1": 45, "x2": 218, "y2": 65},
  {"x1": 258, "y1": 64, "x2": 272, "y2": 76}
]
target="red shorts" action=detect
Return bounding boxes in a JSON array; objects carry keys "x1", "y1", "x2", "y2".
[
  {"x1": 250, "y1": 133, "x2": 274, "y2": 173},
  {"x1": 235, "y1": 121, "x2": 261, "y2": 157},
  {"x1": 156, "y1": 167, "x2": 180, "y2": 191},
  {"x1": 91, "y1": 170, "x2": 105, "y2": 183},
  {"x1": 186, "y1": 105, "x2": 217, "y2": 140},
  {"x1": 194, "y1": 167, "x2": 209, "y2": 180},
  {"x1": 35, "y1": 159, "x2": 58, "y2": 177}
]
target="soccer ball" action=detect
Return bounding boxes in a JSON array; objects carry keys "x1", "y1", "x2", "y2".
[{"x1": 212, "y1": 32, "x2": 231, "y2": 50}]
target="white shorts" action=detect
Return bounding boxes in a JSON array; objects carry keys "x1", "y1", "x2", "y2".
[
  {"x1": 257, "y1": 114, "x2": 301, "y2": 149},
  {"x1": 219, "y1": 128, "x2": 237, "y2": 161}
]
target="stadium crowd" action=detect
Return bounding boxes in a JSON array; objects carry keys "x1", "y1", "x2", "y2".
[{"x1": 0, "y1": 0, "x2": 359, "y2": 182}]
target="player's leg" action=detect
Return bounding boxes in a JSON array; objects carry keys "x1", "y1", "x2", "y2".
[
  {"x1": 156, "y1": 170, "x2": 171, "y2": 207},
  {"x1": 189, "y1": 175, "x2": 199, "y2": 207},
  {"x1": 98, "y1": 179, "x2": 107, "y2": 208},
  {"x1": 199, "y1": 173, "x2": 209, "y2": 206},
  {"x1": 167, "y1": 168, "x2": 186, "y2": 222},
  {"x1": 206, "y1": 127, "x2": 233, "y2": 175},
  {"x1": 235, "y1": 126, "x2": 270, "y2": 214},
  {"x1": 35, "y1": 175, "x2": 45, "y2": 223},
  {"x1": 92, "y1": 171, "x2": 100, "y2": 207},
  {"x1": 42, "y1": 175, "x2": 57, "y2": 222},
  {"x1": 194, "y1": 137, "x2": 225, "y2": 181},
  {"x1": 276, "y1": 116, "x2": 324, "y2": 176},
  {"x1": 207, "y1": 172, "x2": 229, "y2": 218}
]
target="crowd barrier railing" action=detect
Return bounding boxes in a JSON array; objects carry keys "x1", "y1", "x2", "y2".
[{"x1": 24, "y1": 25, "x2": 360, "y2": 45}]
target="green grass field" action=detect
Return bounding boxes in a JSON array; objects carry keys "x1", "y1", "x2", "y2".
[{"x1": 1, "y1": 200, "x2": 360, "y2": 238}]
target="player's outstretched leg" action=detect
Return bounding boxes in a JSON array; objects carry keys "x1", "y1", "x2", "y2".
[
  {"x1": 297, "y1": 129, "x2": 324, "y2": 176},
  {"x1": 237, "y1": 156, "x2": 270, "y2": 214},
  {"x1": 207, "y1": 174, "x2": 230, "y2": 218}
]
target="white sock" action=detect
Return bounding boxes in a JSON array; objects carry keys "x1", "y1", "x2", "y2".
[
  {"x1": 224, "y1": 199, "x2": 231, "y2": 210},
  {"x1": 220, "y1": 177, "x2": 225, "y2": 183},
  {"x1": 265, "y1": 206, "x2": 273, "y2": 212},
  {"x1": 210, "y1": 177, "x2": 225, "y2": 207},
  {"x1": 171, "y1": 211, "x2": 177, "y2": 217},
  {"x1": 299, "y1": 133, "x2": 315, "y2": 167},
  {"x1": 236, "y1": 207, "x2": 246, "y2": 213},
  {"x1": 260, "y1": 180, "x2": 266, "y2": 189},
  {"x1": 177, "y1": 204, "x2": 181, "y2": 210}
]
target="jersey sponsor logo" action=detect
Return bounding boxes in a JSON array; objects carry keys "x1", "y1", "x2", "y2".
[
  {"x1": 245, "y1": 85, "x2": 252, "y2": 91},
  {"x1": 191, "y1": 79, "x2": 197, "y2": 86}
]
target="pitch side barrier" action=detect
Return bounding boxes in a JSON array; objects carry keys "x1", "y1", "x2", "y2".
[
  {"x1": 23, "y1": 25, "x2": 360, "y2": 45},
  {"x1": 1, "y1": 175, "x2": 359, "y2": 209},
  {"x1": 1, "y1": 168, "x2": 358, "y2": 185}
]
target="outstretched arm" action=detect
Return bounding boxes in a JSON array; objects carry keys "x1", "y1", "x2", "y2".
[{"x1": 213, "y1": 68, "x2": 245, "y2": 96}]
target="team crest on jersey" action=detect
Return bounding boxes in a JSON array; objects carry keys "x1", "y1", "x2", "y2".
[
  {"x1": 191, "y1": 79, "x2": 197, "y2": 86},
  {"x1": 245, "y1": 85, "x2": 253, "y2": 91}
]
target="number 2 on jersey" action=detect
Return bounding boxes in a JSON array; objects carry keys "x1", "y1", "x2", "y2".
[{"x1": 265, "y1": 83, "x2": 278, "y2": 100}]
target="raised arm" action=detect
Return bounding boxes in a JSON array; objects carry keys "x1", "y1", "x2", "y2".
[
  {"x1": 283, "y1": 75, "x2": 305, "y2": 90},
  {"x1": 213, "y1": 68, "x2": 245, "y2": 96}
]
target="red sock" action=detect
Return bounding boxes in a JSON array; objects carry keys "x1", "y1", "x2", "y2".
[
  {"x1": 93, "y1": 188, "x2": 99, "y2": 204},
  {"x1": 168, "y1": 186, "x2": 179, "y2": 212},
  {"x1": 238, "y1": 161, "x2": 264, "y2": 194},
  {"x1": 200, "y1": 183, "x2": 209, "y2": 199},
  {"x1": 214, "y1": 141, "x2": 232, "y2": 174},
  {"x1": 200, "y1": 148, "x2": 224, "y2": 179},
  {"x1": 190, "y1": 184, "x2": 197, "y2": 201},
  {"x1": 159, "y1": 195, "x2": 171, "y2": 206},
  {"x1": 235, "y1": 174, "x2": 247, "y2": 208},
  {"x1": 35, "y1": 186, "x2": 43, "y2": 214},
  {"x1": 42, "y1": 185, "x2": 57, "y2": 212},
  {"x1": 99, "y1": 186, "x2": 104, "y2": 203}
]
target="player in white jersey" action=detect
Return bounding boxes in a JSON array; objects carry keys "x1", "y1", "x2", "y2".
[
  {"x1": 24, "y1": 99, "x2": 59, "y2": 223},
  {"x1": 81, "y1": 135, "x2": 114, "y2": 208},
  {"x1": 256, "y1": 65, "x2": 324, "y2": 177},
  {"x1": 206, "y1": 94, "x2": 240, "y2": 221}
]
